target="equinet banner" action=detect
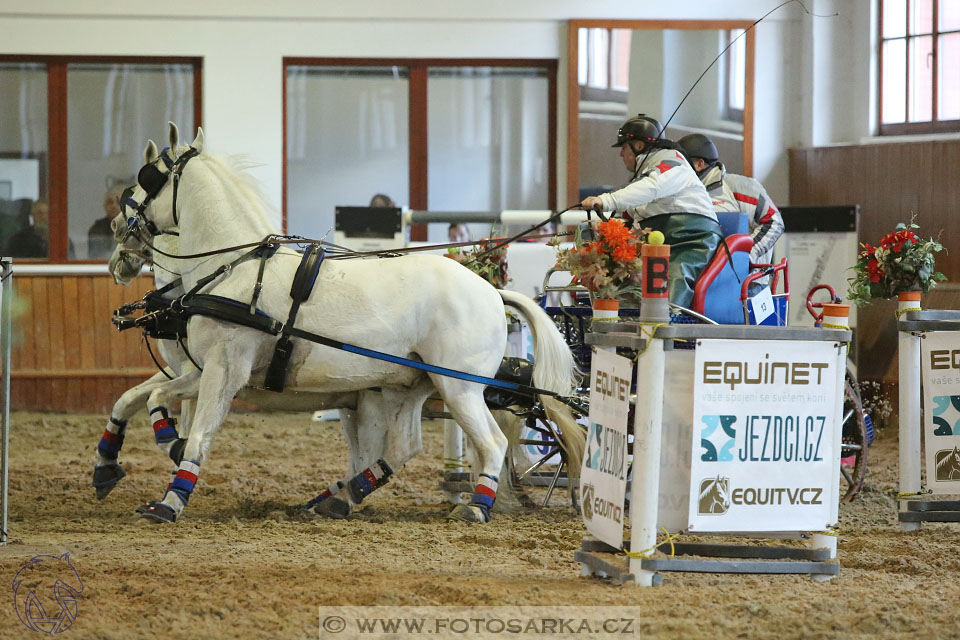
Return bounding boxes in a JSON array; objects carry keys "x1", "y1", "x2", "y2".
[{"x1": 688, "y1": 339, "x2": 842, "y2": 532}]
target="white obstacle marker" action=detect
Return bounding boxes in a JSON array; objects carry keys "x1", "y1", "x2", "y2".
[
  {"x1": 575, "y1": 246, "x2": 850, "y2": 585},
  {"x1": 0, "y1": 258, "x2": 11, "y2": 546},
  {"x1": 897, "y1": 303, "x2": 960, "y2": 527}
]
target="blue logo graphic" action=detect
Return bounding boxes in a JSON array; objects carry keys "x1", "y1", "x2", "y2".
[
  {"x1": 932, "y1": 395, "x2": 960, "y2": 436},
  {"x1": 586, "y1": 422, "x2": 603, "y2": 470},
  {"x1": 12, "y1": 553, "x2": 84, "y2": 634},
  {"x1": 700, "y1": 415, "x2": 737, "y2": 462}
]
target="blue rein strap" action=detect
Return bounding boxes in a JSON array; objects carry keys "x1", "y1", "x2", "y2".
[{"x1": 284, "y1": 325, "x2": 562, "y2": 400}]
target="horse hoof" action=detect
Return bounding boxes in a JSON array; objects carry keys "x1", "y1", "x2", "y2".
[
  {"x1": 136, "y1": 501, "x2": 178, "y2": 523},
  {"x1": 447, "y1": 504, "x2": 488, "y2": 524},
  {"x1": 92, "y1": 464, "x2": 126, "y2": 500},
  {"x1": 312, "y1": 496, "x2": 351, "y2": 519}
]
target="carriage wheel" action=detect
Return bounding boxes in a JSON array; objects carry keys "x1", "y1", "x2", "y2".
[
  {"x1": 505, "y1": 406, "x2": 587, "y2": 511},
  {"x1": 840, "y1": 378, "x2": 868, "y2": 502}
]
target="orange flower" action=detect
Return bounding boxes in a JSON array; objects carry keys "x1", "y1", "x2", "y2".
[
  {"x1": 596, "y1": 219, "x2": 632, "y2": 247},
  {"x1": 611, "y1": 243, "x2": 637, "y2": 263}
]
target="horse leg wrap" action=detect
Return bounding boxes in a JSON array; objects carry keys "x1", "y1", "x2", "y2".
[
  {"x1": 97, "y1": 417, "x2": 127, "y2": 461},
  {"x1": 346, "y1": 459, "x2": 393, "y2": 504},
  {"x1": 305, "y1": 481, "x2": 345, "y2": 508},
  {"x1": 469, "y1": 473, "x2": 499, "y2": 522},
  {"x1": 150, "y1": 407, "x2": 180, "y2": 451},
  {"x1": 165, "y1": 459, "x2": 200, "y2": 507}
]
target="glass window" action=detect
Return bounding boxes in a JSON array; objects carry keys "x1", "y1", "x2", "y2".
[
  {"x1": 67, "y1": 63, "x2": 195, "y2": 259},
  {"x1": 285, "y1": 65, "x2": 409, "y2": 240},
  {"x1": 939, "y1": 32, "x2": 960, "y2": 119},
  {"x1": 727, "y1": 29, "x2": 747, "y2": 119},
  {"x1": 880, "y1": 0, "x2": 960, "y2": 134},
  {"x1": 0, "y1": 63, "x2": 49, "y2": 259},
  {"x1": 610, "y1": 29, "x2": 632, "y2": 92},
  {"x1": 426, "y1": 67, "x2": 549, "y2": 242}
]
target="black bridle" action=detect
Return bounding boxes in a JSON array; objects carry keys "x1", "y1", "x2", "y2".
[{"x1": 121, "y1": 146, "x2": 199, "y2": 240}]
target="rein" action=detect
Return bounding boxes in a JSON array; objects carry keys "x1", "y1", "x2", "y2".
[{"x1": 125, "y1": 229, "x2": 571, "y2": 265}]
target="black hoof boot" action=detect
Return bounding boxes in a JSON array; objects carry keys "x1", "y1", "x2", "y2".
[
  {"x1": 168, "y1": 438, "x2": 187, "y2": 465},
  {"x1": 92, "y1": 463, "x2": 126, "y2": 500},
  {"x1": 136, "y1": 501, "x2": 178, "y2": 523},
  {"x1": 312, "y1": 496, "x2": 352, "y2": 519}
]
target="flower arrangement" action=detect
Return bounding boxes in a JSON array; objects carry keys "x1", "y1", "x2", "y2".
[
  {"x1": 447, "y1": 240, "x2": 509, "y2": 289},
  {"x1": 847, "y1": 219, "x2": 946, "y2": 305},
  {"x1": 552, "y1": 218, "x2": 648, "y2": 300}
]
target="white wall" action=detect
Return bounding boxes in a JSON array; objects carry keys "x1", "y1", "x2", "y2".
[{"x1": 0, "y1": 0, "x2": 879, "y2": 218}]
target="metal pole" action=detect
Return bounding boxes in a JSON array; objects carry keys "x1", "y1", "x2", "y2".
[
  {"x1": 0, "y1": 258, "x2": 11, "y2": 546},
  {"x1": 627, "y1": 244, "x2": 670, "y2": 586},
  {"x1": 405, "y1": 210, "x2": 592, "y2": 227},
  {"x1": 898, "y1": 292, "x2": 923, "y2": 532},
  {"x1": 811, "y1": 304, "x2": 849, "y2": 579}
]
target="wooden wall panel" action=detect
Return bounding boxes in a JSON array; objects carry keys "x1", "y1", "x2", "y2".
[
  {"x1": 790, "y1": 139, "x2": 960, "y2": 383},
  {"x1": 7, "y1": 274, "x2": 158, "y2": 413}
]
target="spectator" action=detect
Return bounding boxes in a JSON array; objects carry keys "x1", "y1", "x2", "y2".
[
  {"x1": 5, "y1": 199, "x2": 49, "y2": 259},
  {"x1": 88, "y1": 188, "x2": 123, "y2": 259},
  {"x1": 369, "y1": 194, "x2": 395, "y2": 208}
]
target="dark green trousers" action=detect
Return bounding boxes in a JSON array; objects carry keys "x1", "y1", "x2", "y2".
[{"x1": 642, "y1": 213, "x2": 722, "y2": 309}]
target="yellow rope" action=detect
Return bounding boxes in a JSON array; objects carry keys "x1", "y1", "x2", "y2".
[
  {"x1": 442, "y1": 456, "x2": 470, "y2": 470},
  {"x1": 623, "y1": 527, "x2": 682, "y2": 559},
  {"x1": 895, "y1": 306, "x2": 921, "y2": 320},
  {"x1": 630, "y1": 322, "x2": 670, "y2": 359},
  {"x1": 820, "y1": 322, "x2": 849, "y2": 331},
  {"x1": 897, "y1": 490, "x2": 930, "y2": 500},
  {"x1": 812, "y1": 528, "x2": 839, "y2": 537}
]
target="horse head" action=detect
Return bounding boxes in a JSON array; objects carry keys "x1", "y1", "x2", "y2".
[{"x1": 107, "y1": 122, "x2": 203, "y2": 284}]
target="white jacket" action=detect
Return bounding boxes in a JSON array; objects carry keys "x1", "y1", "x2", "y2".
[
  {"x1": 597, "y1": 148, "x2": 717, "y2": 222},
  {"x1": 700, "y1": 163, "x2": 785, "y2": 264}
]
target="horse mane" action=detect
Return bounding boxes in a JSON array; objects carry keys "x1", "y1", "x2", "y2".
[{"x1": 172, "y1": 144, "x2": 280, "y2": 234}]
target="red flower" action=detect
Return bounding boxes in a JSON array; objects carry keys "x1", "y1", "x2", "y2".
[
  {"x1": 859, "y1": 243, "x2": 875, "y2": 260},
  {"x1": 867, "y1": 258, "x2": 885, "y2": 283},
  {"x1": 880, "y1": 230, "x2": 919, "y2": 253}
]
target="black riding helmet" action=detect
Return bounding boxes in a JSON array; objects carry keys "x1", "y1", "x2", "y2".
[
  {"x1": 612, "y1": 114, "x2": 664, "y2": 148},
  {"x1": 677, "y1": 133, "x2": 720, "y2": 164}
]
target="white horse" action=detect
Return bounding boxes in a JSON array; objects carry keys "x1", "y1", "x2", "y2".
[
  {"x1": 93, "y1": 233, "x2": 197, "y2": 498},
  {"x1": 103, "y1": 230, "x2": 363, "y2": 508},
  {"x1": 107, "y1": 123, "x2": 583, "y2": 524}
]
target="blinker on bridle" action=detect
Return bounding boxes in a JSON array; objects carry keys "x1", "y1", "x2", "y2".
[{"x1": 122, "y1": 146, "x2": 198, "y2": 239}]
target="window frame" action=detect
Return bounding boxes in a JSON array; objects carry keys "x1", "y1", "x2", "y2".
[
  {"x1": 0, "y1": 55, "x2": 203, "y2": 263},
  {"x1": 879, "y1": 0, "x2": 960, "y2": 135},
  {"x1": 282, "y1": 57, "x2": 557, "y2": 241}
]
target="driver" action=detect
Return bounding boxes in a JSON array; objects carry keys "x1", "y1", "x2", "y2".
[
  {"x1": 580, "y1": 114, "x2": 719, "y2": 308},
  {"x1": 677, "y1": 133, "x2": 784, "y2": 267}
]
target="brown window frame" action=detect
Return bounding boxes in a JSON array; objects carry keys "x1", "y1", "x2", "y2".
[
  {"x1": 879, "y1": 0, "x2": 960, "y2": 135},
  {"x1": 282, "y1": 57, "x2": 557, "y2": 241},
  {"x1": 0, "y1": 55, "x2": 203, "y2": 263}
]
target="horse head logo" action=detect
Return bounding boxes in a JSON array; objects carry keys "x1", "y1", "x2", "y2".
[
  {"x1": 581, "y1": 483, "x2": 595, "y2": 521},
  {"x1": 11, "y1": 553, "x2": 84, "y2": 634},
  {"x1": 935, "y1": 447, "x2": 960, "y2": 482},
  {"x1": 698, "y1": 476, "x2": 731, "y2": 515}
]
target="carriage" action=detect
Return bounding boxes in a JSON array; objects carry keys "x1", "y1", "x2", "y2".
[
  {"x1": 102, "y1": 124, "x2": 870, "y2": 526},
  {"x1": 503, "y1": 214, "x2": 871, "y2": 507}
]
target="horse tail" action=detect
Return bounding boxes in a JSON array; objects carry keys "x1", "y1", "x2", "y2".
[{"x1": 498, "y1": 290, "x2": 585, "y2": 478}]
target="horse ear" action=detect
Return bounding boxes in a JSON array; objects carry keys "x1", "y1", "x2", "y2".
[
  {"x1": 144, "y1": 140, "x2": 159, "y2": 164},
  {"x1": 168, "y1": 122, "x2": 180, "y2": 153},
  {"x1": 191, "y1": 127, "x2": 204, "y2": 153}
]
